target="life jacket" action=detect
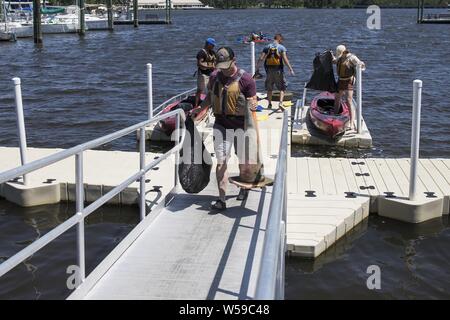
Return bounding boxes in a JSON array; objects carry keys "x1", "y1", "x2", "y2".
[
  {"x1": 199, "y1": 49, "x2": 216, "y2": 75},
  {"x1": 211, "y1": 69, "x2": 247, "y2": 116},
  {"x1": 265, "y1": 44, "x2": 282, "y2": 67},
  {"x1": 337, "y1": 54, "x2": 356, "y2": 80}
]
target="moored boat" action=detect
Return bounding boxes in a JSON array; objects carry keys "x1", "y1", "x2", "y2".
[{"x1": 308, "y1": 91, "x2": 350, "y2": 139}]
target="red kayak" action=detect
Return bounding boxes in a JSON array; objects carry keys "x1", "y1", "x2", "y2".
[
  {"x1": 158, "y1": 94, "x2": 208, "y2": 136},
  {"x1": 308, "y1": 92, "x2": 351, "y2": 139}
]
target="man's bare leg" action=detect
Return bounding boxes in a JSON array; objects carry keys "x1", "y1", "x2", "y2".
[
  {"x1": 216, "y1": 163, "x2": 228, "y2": 202},
  {"x1": 194, "y1": 90, "x2": 202, "y2": 108},
  {"x1": 334, "y1": 91, "x2": 343, "y2": 114},
  {"x1": 267, "y1": 90, "x2": 273, "y2": 108},
  {"x1": 278, "y1": 90, "x2": 285, "y2": 111},
  {"x1": 346, "y1": 90, "x2": 355, "y2": 130}
]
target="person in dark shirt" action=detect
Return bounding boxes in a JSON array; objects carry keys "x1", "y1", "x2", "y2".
[{"x1": 195, "y1": 38, "x2": 217, "y2": 107}]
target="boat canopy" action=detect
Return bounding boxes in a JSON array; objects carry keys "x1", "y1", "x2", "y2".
[{"x1": 41, "y1": 7, "x2": 65, "y2": 14}]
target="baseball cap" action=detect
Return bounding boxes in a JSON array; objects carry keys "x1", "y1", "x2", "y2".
[
  {"x1": 215, "y1": 47, "x2": 235, "y2": 69},
  {"x1": 336, "y1": 44, "x2": 346, "y2": 59},
  {"x1": 205, "y1": 38, "x2": 216, "y2": 46}
]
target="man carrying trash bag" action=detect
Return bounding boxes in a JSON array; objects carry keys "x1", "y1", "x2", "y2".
[{"x1": 191, "y1": 47, "x2": 268, "y2": 211}]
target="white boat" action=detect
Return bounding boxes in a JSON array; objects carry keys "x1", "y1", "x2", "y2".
[
  {"x1": 6, "y1": 20, "x2": 31, "y2": 37},
  {"x1": 1, "y1": 0, "x2": 17, "y2": 40},
  {"x1": 5, "y1": 4, "x2": 108, "y2": 34},
  {"x1": 138, "y1": 0, "x2": 214, "y2": 10},
  {"x1": 0, "y1": 29, "x2": 16, "y2": 41}
]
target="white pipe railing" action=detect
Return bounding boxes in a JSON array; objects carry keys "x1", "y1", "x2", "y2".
[
  {"x1": 356, "y1": 65, "x2": 363, "y2": 134},
  {"x1": 75, "y1": 152, "x2": 85, "y2": 283},
  {"x1": 255, "y1": 110, "x2": 288, "y2": 300},
  {"x1": 12, "y1": 77, "x2": 28, "y2": 185},
  {"x1": 409, "y1": 79, "x2": 423, "y2": 201},
  {"x1": 0, "y1": 108, "x2": 187, "y2": 284},
  {"x1": 302, "y1": 84, "x2": 307, "y2": 108},
  {"x1": 251, "y1": 41, "x2": 256, "y2": 76},
  {"x1": 139, "y1": 127, "x2": 146, "y2": 220},
  {"x1": 153, "y1": 87, "x2": 196, "y2": 115},
  {"x1": 147, "y1": 63, "x2": 153, "y2": 120}
]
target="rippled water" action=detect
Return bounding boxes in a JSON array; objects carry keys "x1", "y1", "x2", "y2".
[
  {"x1": 0, "y1": 200, "x2": 139, "y2": 300},
  {"x1": 0, "y1": 9, "x2": 449, "y2": 299},
  {"x1": 286, "y1": 215, "x2": 450, "y2": 299}
]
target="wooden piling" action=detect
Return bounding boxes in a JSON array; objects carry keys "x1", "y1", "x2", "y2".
[
  {"x1": 107, "y1": 0, "x2": 113, "y2": 31},
  {"x1": 417, "y1": 0, "x2": 421, "y2": 23},
  {"x1": 32, "y1": 0, "x2": 42, "y2": 44},
  {"x1": 133, "y1": 0, "x2": 138, "y2": 28},
  {"x1": 165, "y1": 0, "x2": 172, "y2": 24},
  {"x1": 79, "y1": 0, "x2": 86, "y2": 35}
]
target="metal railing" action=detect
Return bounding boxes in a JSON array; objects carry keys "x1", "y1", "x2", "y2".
[
  {"x1": 255, "y1": 110, "x2": 288, "y2": 300},
  {"x1": 0, "y1": 109, "x2": 186, "y2": 283},
  {"x1": 152, "y1": 87, "x2": 196, "y2": 115}
]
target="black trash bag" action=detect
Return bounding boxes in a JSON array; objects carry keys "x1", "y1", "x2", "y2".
[
  {"x1": 178, "y1": 117, "x2": 212, "y2": 193},
  {"x1": 175, "y1": 101, "x2": 195, "y2": 113},
  {"x1": 306, "y1": 50, "x2": 337, "y2": 93}
]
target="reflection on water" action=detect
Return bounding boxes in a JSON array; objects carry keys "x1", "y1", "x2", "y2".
[
  {"x1": 0, "y1": 200, "x2": 139, "y2": 300},
  {"x1": 286, "y1": 215, "x2": 450, "y2": 299}
]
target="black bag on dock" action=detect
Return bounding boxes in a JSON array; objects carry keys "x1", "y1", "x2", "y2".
[
  {"x1": 178, "y1": 117, "x2": 212, "y2": 194},
  {"x1": 306, "y1": 50, "x2": 338, "y2": 93}
]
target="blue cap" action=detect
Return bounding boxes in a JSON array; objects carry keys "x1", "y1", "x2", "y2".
[{"x1": 205, "y1": 38, "x2": 216, "y2": 46}]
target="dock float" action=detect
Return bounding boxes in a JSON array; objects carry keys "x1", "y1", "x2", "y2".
[
  {"x1": 291, "y1": 104, "x2": 372, "y2": 148},
  {"x1": 286, "y1": 156, "x2": 449, "y2": 257}
]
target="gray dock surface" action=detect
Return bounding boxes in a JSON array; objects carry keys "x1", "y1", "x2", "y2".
[{"x1": 68, "y1": 177, "x2": 272, "y2": 300}]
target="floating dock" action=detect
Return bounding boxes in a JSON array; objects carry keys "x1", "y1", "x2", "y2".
[{"x1": 291, "y1": 104, "x2": 372, "y2": 148}]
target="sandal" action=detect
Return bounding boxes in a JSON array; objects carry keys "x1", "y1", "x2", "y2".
[
  {"x1": 211, "y1": 199, "x2": 227, "y2": 211},
  {"x1": 237, "y1": 188, "x2": 249, "y2": 201}
]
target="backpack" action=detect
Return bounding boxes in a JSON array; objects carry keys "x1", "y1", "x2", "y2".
[{"x1": 265, "y1": 45, "x2": 282, "y2": 66}]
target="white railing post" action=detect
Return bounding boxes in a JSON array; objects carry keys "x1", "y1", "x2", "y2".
[
  {"x1": 409, "y1": 80, "x2": 422, "y2": 201},
  {"x1": 139, "y1": 128, "x2": 146, "y2": 220},
  {"x1": 147, "y1": 63, "x2": 153, "y2": 120},
  {"x1": 302, "y1": 84, "x2": 307, "y2": 108},
  {"x1": 75, "y1": 152, "x2": 86, "y2": 284},
  {"x1": 174, "y1": 113, "x2": 180, "y2": 188},
  {"x1": 294, "y1": 99, "x2": 301, "y2": 126},
  {"x1": 12, "y1": 77, "x2": 28, "y2": 185},
  {"x1": 251, "y1": 41, "x2": 256, "y2": 75},
  {"x1": 356, "y1": 65, "x2": 363, "y2": 134}
]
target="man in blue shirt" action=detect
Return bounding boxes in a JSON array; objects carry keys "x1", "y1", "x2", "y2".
[{"x1": 255, "y1": 34, "x2": 295, "y2": 109}]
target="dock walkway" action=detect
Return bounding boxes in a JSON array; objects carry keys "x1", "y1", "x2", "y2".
[{"x1": 68, "y1": 178, "x2": 272, "y2": 300}]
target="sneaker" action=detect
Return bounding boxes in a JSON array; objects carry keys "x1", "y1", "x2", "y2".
[{"x1": 211, "y1": 199, "x2": 226, "y2": 210}]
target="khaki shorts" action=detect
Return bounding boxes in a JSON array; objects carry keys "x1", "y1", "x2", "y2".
[
  {"x1": 265, "y1": 67, "x2": 287, "y2": 91},
  {"x1": 197, "y1": 72, "x2": 210, "y2": 94},
  {"x1": 338, "y1": 77, "x2": 355, "y2": 91},
  {"x1": 213, "y1": 122, "x2": 238, "y2": 164},
  {"x1": 213, "y1": 122, "x2": 259, "y2": 165}
]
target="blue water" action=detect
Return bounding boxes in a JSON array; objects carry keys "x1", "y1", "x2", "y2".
[{"x1": 0, "y1": 9, "x2": 449, "y2": 299}]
